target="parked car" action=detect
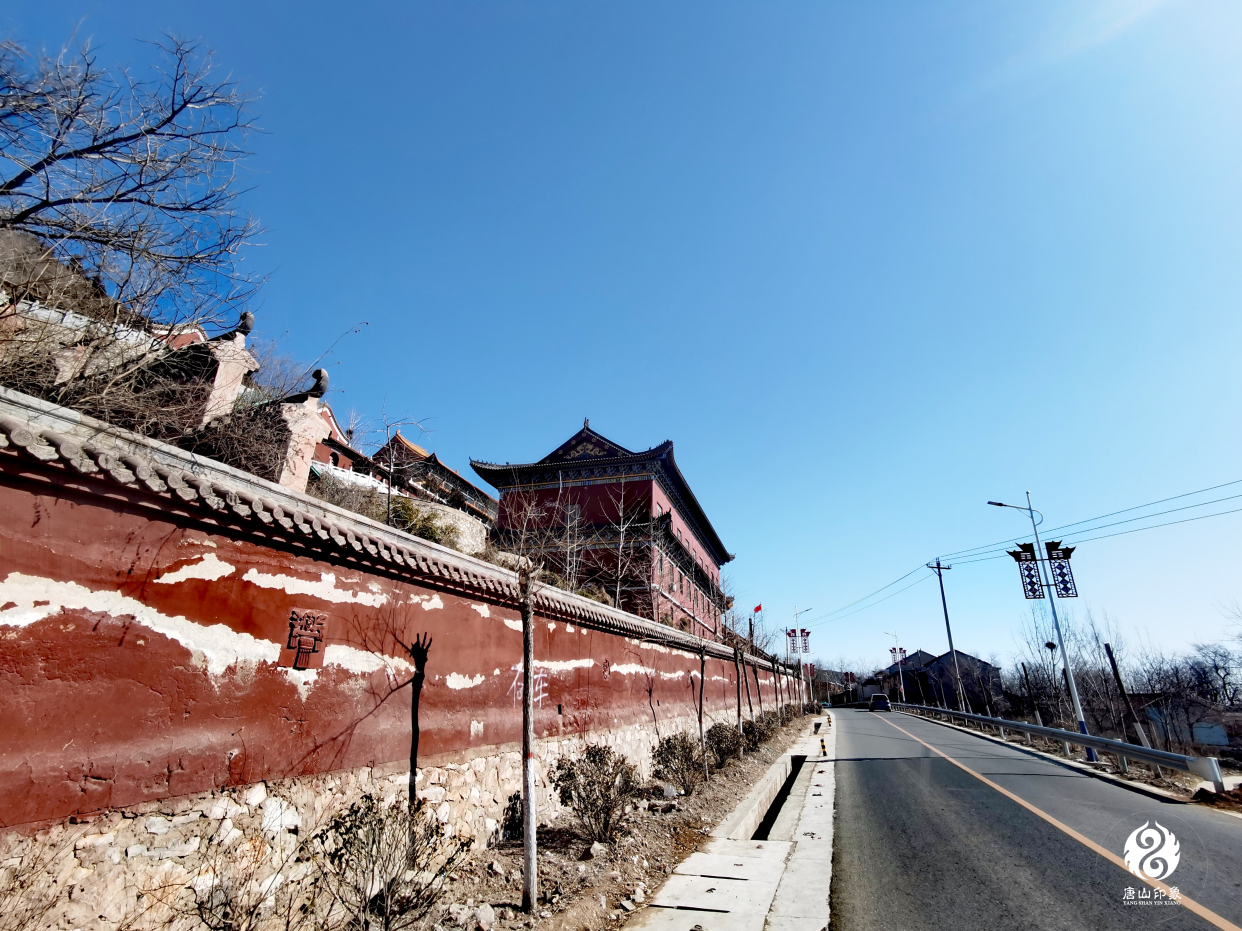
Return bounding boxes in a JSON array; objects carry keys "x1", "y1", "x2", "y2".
[{"x1": 868, "y1": 694, "x2": 891, "y2": 712}]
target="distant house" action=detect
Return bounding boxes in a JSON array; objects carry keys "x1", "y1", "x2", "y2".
[
  {"x1": 879, "y1": 649, "x2": 938, "y2": 678},
  {"x1": 880, "y1": 649, "x2": 1002, "y2": 713}
]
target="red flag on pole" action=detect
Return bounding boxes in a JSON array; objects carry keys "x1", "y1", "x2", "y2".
[{"x1": 754, "y1": 604, "x2": 762, "y2": 613}]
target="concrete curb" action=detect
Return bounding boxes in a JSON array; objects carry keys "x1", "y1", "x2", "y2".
[
  {"x1": 627, "y1": 715, "x2": 834, "y2": 931},
  {"x1": 712, "y1": 752, "x2": 794, "y2": 841}
]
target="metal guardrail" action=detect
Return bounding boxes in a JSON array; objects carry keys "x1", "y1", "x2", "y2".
[{"x1": 892, "y1": 702, "x2": 1226, "y2": 794}]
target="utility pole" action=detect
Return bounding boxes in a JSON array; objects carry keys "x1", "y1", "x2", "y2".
[
  {"x1": 1020, "y1": 662, "x2": 1043, "y2": 727},
  {"x1": 519, "y1": 571, "x2": 538, "y2": 913},
  {"x1": 990, "y1": 494, "x2": 1096, "y2": 762},
  {"x1": 1104, "y1": 643, "x2": 1152, "y2": 750},
  {"x1": 928, "y1": 559, "x2": 967, "y2": 712}
]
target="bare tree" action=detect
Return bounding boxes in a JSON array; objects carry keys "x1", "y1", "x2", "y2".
[
  {"x1": 491, "y1": 493, "x2": 564, "y2": 914},
  {"x1": 1, "y1": 35, "x2": 258, "y2": 329}
]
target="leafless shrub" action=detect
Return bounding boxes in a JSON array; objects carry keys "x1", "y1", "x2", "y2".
[
  {"x1": 0, "y1": 831, "x2": 71, "y2": 931},
  {"x1": 551, "y1": 746, "x2": 639, "y2": 842},
  {"x1": 309, "y1": 794, "x2": 465, "y2": 931},
  {"x1": 168, "y1": 829, "x2": 318, "y2": 931},
  {"x1": 705, "y1": 722, "x2": 741, "y2": 769},
  {"x1": 651, "y1": 732, "x2": 703, "y2": 797}
]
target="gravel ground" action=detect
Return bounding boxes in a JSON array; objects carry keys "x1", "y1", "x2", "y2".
[{"x1": 430, "y1": 718, "x2": 808, "y2": 931}]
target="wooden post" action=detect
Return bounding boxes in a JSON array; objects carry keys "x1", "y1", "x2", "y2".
[
  {"x1": 520, "y1": 589, "x2": 537, "y2": 913},
  {"x1": 734, "y1": 647, "x2": 744, "y2": 758},
  {"x1": 698, "y1": 645, "x2": 708, "y2": 782}
]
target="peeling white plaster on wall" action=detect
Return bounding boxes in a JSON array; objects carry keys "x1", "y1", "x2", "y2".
[
  {"x1": 0, "y1": 573, "x2": 413, "y2": 694},
  {"x1": 241, "y1": 570, "x2": 388, "y2": 607},
  {"x1": 659, "y1": 671, "x2": 686, "y2": 680},
  {"x1": 470, "y1": 720, "x2": 484, "y2": 738},
  {"x1": 469, "y1": 604, "x2": 490, "y2": 617},
  {"x1": 609, "y1": 662, "x2": 655, "y2": 677},
  {"x1": 281, "y1": 668, "x2": 318, "y2": 700},
  {"x1": 535, "y1": 658, "x2": 593, "y2": 672},
  {"x1": 322, "y1": 644, "x2": 412, "y2": 677},
  {"x1": 154, "y1": 554, "x2": 236, "y2": 585},
  {"x1": 565, "y1": 624, "x2": 574, "y2": 633},
  {"x1": 503, "y1": 619, "x2": 522, "y2": 631},
  {"x1": 493, "y1": 668, "x2": 501, "y2": 675},
  {"x1": 0, "y1": 572, "x2": 279, "y2": 676},
  {"x1": 625, "y1": 638, "x2": 696, "y2": 660},
  {"x1": 446, "y1": 672, "x2": 486, "y2": 690},
  {"x1": 180, "y1": 537, "x2": 217, "y2": 548},
  {"x1": 547, "y1": 622, "x2": 556, "y2": 631},
  {"x1": 410, "y1": 594, "x2": 444, "y2": 611}
]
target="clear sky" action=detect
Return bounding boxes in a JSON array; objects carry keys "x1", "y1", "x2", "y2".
[{"x1": 6, "y1": 1, "x2": 1241, "y2": 673}]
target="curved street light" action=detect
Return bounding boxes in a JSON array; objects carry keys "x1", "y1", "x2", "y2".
[{"x1": 989, "y1": 493, "x2": 1097, "y2": 762}]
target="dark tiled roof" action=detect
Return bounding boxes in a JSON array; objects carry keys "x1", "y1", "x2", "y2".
[{"x1": 471, "y1": 423, "x2": 732, "y2": 566}]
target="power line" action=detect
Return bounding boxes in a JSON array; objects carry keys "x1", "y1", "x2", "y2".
[
  {"x1": 804, "y1": 478, "x2": 1242, "y2": 625},
  {"x1": 947, "y1": 492, "x2": 1242, "y2": 563},
  {"x1": 804, "y1": 575, "x2": 933, "y2": 629},
  {"x1": 801, "y1": 565, "x2": 926, "y2": 624},
  {"x1": 1059, "y1": 504, "x2": 1242, "y2": 547},
  {"x1": 937, "y1": 477, "x2": 1242, "y2": 560}
]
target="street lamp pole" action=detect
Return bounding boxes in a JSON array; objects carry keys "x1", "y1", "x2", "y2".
[
  {"x1": 791, "y1": 606, "x2": 812, "y2": 704},
  {"x1": 989, "y1": 493, "x2": 1096, "y2": 761},
  {"x1": 928, "y1": 558, "x2": 967, "y2": 713},
  {"x1": 883, "y1": 631, "x2": 907, "y2": 703}
]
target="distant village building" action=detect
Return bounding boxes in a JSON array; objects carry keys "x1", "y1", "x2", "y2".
[
  {"x1": 877, "y1": 648, "x2": 1002, "y2": 712},
  {"x1": 471, "y1": 420, "x2": 733, "y2": 637}
]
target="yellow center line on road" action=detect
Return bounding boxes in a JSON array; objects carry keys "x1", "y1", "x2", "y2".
[{"x1": 877, "y1": 714, "x2": 1241, "y2": 931}]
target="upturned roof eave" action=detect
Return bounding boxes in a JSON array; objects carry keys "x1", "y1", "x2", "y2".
[{"x1": 470, "y1": 441, "x2": 733, "y2": 567}]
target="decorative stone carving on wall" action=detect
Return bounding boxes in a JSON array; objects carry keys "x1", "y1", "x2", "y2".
[{"x1": 284, "y1": 610, "x2": 326, "y2": 669}]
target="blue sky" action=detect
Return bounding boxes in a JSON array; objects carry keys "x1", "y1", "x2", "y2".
[{"x1": 6, "y1": 1, "x2": 1241, "y2": 672}]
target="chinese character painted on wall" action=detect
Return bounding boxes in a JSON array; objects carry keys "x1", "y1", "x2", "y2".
[
  {"x1": 507, "y1": 664, "x2": 549, "y2": 707},
  {"x1": 286, "y1": 610, "x2": 326, "y2": 670}
]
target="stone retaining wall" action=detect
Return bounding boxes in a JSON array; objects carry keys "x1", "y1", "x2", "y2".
[{"x1": 0, "y1": 711, "x2": 734, "y2": 930}]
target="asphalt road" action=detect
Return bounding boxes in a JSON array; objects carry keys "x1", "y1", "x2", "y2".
[{"x1": 830, "y1": 709, "x2": 1242, "y2": 931}]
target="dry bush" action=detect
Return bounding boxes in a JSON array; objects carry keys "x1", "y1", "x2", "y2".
[
  {"x1": 0, "y1": 832, "x2": 70, "y2": 931},
  {"x1": 310, "y1": 794, "x2": 465, "y2": 931},
  {"x1": 742, "y1": 711, "x2": 779, "y2": 751},
  {"x1": 170, "y1": 832, "x2": 317, "y2": 931},
  {"x1": 705, "y1": 723, "x2": 741, "y2": 770},
  {"x1": 652, "y1": 733, "x2": 704, "y2": 797},
  {"x1": 551, "y1": 746, "x2": 639, "y2": 842}
]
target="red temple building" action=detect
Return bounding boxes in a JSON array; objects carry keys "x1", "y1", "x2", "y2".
[{"x1": 471, "y1": 421, "x2": 733, "y2": 638}]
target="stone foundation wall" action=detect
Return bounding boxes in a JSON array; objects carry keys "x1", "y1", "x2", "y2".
[
  {"x1": 411, "y1": 498, "x2": 489, "y2": 556},
  {"x1": 0, "y1": 710, "x2": 733, "y2": 931}
]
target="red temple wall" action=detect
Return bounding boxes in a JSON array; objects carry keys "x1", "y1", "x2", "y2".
[{"x1": 0, "y1": 471, "x2": 787, "y2": 831}]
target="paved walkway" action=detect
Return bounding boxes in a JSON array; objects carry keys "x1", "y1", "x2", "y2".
[{"x1": 629, "y1": 714, "x2": 835, "y2": 931}]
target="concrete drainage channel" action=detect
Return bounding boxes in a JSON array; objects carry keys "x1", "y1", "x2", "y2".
[{"x1": 628, "y1": 715, "x2": 835, "y2": 931}]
